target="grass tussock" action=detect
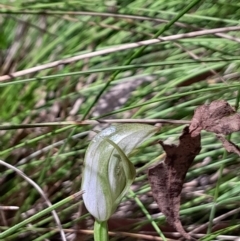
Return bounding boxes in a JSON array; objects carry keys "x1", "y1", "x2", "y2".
[{"x1": 1, "y1": 0, "x2": 240, "y2": 240}]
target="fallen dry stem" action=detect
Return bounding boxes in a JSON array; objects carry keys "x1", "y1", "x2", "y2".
[
  {"x1": 1, "y1": 26, "x2": 240, "y2": 81},
  {"x1": 0, "y1": 119, "x2": 190, "y2": 130},
  {"x1": 0, "y1": 160, "x2": 67, "y2": 241}
]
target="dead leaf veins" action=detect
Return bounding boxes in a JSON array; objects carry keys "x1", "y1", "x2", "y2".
[{"x1": 148, "y1": 126, "x2": 201, "y2": 240}]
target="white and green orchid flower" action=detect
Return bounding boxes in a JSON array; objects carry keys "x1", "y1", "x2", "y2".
[{"x1": 82, "y1": 124, "x2": 157, "y2": 222}]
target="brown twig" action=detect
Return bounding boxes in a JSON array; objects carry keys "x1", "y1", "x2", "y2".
[
  {"x1": 0, "y1": 160, "x2": 67, "y2": 241},
  {"x1": 0, "y1": 119, "x2": 190, "y2": 130},
  {"x1": 1, "y1": 26, "x2": 240, "y2": 81}
]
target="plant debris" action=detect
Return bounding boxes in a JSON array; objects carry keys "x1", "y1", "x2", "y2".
[
  {"x1": 190, "y1": 99, "x2": 240, "y2": 157},
  {"x1": 148, "y1": 100, "x2": 240, "y2": 240},
  {"x1": 189, "y1": 100, "x2": 238, "y2": 136},
  {"x1": 148, "y1": 126, "x2": 201, "y2": 240}
]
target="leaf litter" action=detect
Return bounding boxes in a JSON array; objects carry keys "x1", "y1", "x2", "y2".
[{"x1": 148, "y1": 100, "x2": 240, "y2": 240}]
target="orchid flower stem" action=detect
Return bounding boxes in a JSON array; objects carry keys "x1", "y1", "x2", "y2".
[{"x1": 94, "y1": 220, "x2": 109, "y2": 241}]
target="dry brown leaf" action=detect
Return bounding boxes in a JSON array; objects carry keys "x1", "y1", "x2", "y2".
[
  {"x1": 216, "y1": 134, "x2": 240, "y2": 156},
  {"x1": 190, "y1": 99, "x2": 240, "y2": 157},
  {"x1": 147, "y1": 100, "x2": 240, "y2": 240},
  {"x1": 189, "y1": 100, "x2": 238, "y2": 137},
  {"x1": 148, "y1": 126, "x2": 201, "y2": 240}
]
